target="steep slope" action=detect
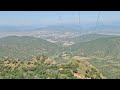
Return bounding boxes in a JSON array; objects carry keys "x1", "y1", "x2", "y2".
[
  {"x1": 0, "y1": 54, "x2": 105, "y2": 79},
  {"x1": 0, "y1": 36, "x2": 62, "y2": 60},
  {"x1": 67, "y1": 36, "x2": 120, "y2": 78},
  {"x1": 0, "y1": 36, "x2": 106, "y2": 79}
]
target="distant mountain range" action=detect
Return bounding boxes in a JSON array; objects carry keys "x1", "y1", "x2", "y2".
[{"x1": 1, "y1": 24, "x2": 120, "y2": 33}]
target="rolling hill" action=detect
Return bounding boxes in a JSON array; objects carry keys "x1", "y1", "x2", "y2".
[
  {"x1": 68, "y1": 36, "x2": 120, "y2": 58},
  {"x1": 0, "y1": 36, "x2": 62, "y2": 60},
  {"x1": 67, "y1": 36, "x2": 120, "y2": 78},
  {"x1": 66, "y1": 33, "x2": 115, "y2": 44},
  {"x1": 0, "y1": 35, "x2": 120, "y2": 78}
]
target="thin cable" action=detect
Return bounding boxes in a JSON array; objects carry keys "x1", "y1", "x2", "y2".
[
  {"x1": 56, "y1": 11, "x2": 65, "y2": 54},
  {"x1": 94, "y1": 11, "x2": 100, "y2": 31},
  {"x1": 57, "y1": 11, "x2": 64, "y2": 26},
  {"x1": 78, "y1": 11, "x2": 81, "y2": 25},
  {"x1": 78, "y1": 11, "x2": 82, "y2": 31}
]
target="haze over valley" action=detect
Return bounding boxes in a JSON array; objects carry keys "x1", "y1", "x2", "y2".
[{"x1": 0, "y1": 11, "x2": 120, "y2": 79}]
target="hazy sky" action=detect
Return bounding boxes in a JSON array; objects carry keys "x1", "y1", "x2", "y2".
[{"x1": 0, "y1": 11, "x2": 120, "y2": 26}]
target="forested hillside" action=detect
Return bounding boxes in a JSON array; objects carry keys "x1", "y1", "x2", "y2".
[
  {"x1": 0, "y1": 36, "x2": 62, "y2": 60},
  {"x1": 0, "y1": 54, "x2": 105, "y2": 79},
  {"x1": 67, "y1": 36, "x2": 120, "y2": 78},
  {"x1": 0, "y1": 35, "x2": 120, "y2": 79}
]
